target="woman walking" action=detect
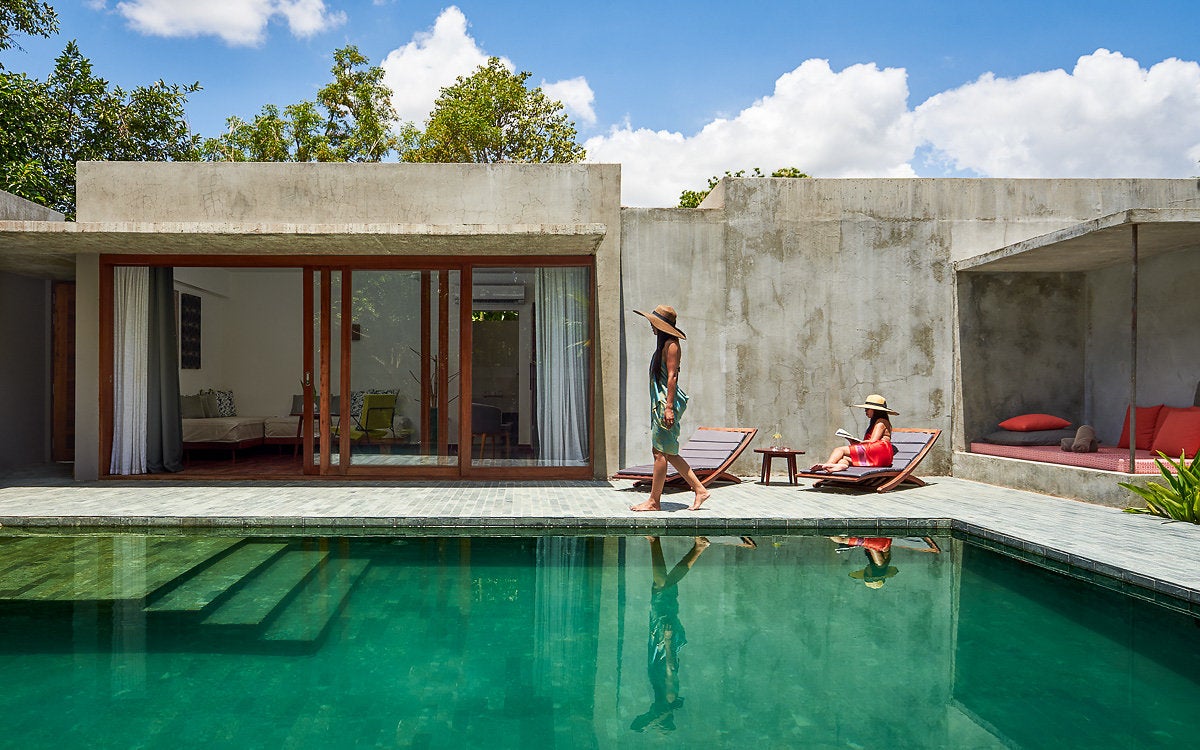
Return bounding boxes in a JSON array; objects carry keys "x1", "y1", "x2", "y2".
[{"x1": 630, "y1": 305, "x2": 710, "y2": 511}]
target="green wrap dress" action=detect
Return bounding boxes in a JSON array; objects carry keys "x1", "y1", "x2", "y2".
[{"x1": 649, "y1": 360, "x2": 688, "y2": 455}]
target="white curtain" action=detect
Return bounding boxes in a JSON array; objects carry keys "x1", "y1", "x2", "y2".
[
  {"x1": 535, "y1": 267, "x2": 590, "y2": 464},
  {"x1": 111, "y1": 267, "x2": 149, "y2": 475}
]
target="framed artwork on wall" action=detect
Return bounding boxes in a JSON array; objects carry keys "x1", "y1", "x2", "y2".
[{"x1": 180, "y1": 292, "x2": 201, "y2": 369}]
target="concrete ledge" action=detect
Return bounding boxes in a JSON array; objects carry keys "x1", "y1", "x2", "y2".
[{"x1": 952, "y1": 451, "x2": 1157, "y2": 507}]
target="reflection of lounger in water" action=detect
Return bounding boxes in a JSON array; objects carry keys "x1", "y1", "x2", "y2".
[{"x1": 631, "y1": 536, "x2": 707, "y2": 732}]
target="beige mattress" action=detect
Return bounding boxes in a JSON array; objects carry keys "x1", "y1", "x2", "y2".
[
  {"x1": 263, "y1": 416, "x2": 321, "y2": 439},
  {"x1": 182, "y1": 417, "x2": 266, "y2": 444}
]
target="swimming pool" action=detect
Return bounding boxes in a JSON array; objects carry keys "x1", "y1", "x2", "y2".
[{"x1": 0, "y1": 532, "x2": 1196, "y2": 748}]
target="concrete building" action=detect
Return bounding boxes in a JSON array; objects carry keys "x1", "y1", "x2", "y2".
[{"x1": 2, "y1": 164, "x2": 1198, "y2": 504}]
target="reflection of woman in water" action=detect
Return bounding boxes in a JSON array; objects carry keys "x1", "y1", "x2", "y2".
[{"x1": 631, "y1": 536, "x2": 709, "y2": 732}]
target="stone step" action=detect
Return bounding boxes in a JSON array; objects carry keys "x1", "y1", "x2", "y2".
[
  {"x1": 0, "y1": 536, "x2": 242, "y2": 601},
  {"x1": 263, "y1": 558, "x2": 370, "y2": 643},
  {"x1": 202, "y1": 550, "x2": 329, "y2": 627},
  {"x1": 145, "y1": 542, "x2": 289, "y2": 613}
]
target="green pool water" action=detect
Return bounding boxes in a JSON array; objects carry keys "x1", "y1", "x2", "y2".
[{"x1": 0, "y1": 532, "x2": 1196, "y2": 749}]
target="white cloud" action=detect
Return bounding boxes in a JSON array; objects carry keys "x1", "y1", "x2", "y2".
[
  {"x1": 914, "y1": 50, "x2": 1200, "y2": 177},
  {"x1": 541, "y1": 76, "x2": 596, "y2": 126},
  {"x1": 585, "y1": 59, "x2": 919, "y2": 206},
  {"x1": 381, "y1": 6, "x2": 509, "y2": 125},
  {"x1": 114, "y1": 0, "x2": 345, "y2": 46}
]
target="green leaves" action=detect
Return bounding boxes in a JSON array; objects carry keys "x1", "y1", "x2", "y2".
[
  {"x1": 0, "y1": 0, "x2": 58, "y2": 59},
  {"x1": 1120, "y1": 452, "x2": 1200, "y2": 523},
  {"x1": 202, "y1": 45, "x2": 400, "y2": 164},
  {"x1": 1, "y1": 40, "x2": 201, "y2": 218},
  {"x1": 401, "y1": 57, "x2": 585, "y2": 164}
]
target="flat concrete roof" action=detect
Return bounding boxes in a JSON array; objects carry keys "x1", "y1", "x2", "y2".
[
  {"x1": 955, "y1": 208, "x2": 1200, "y2": 272},
  {"x1": 0, "y1": 221, "x2": 609, "y2": 279}
]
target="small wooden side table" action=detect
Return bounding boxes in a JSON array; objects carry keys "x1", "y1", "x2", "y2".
[{"x1": 754, "y1": 447, "x2": 805, "y2": 485}]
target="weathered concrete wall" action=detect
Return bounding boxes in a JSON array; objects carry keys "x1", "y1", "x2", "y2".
[
  {"x1": 1086, "y1": 247, "x2": 1200, "y2": 444},
  {"x1": 0, "y1": 190, "x2": 63, "y2": 222},
  {"x1": 957, "y1": 272, "x2": 1086, "y2": 445},
  {"x1": 0, "y1": 272, "x2": 50, "y2": 468},
  {"x1": 619, "y1": 207, "x2": 727, "y2": 466},
  {"x1": 621, "y1": 178, "x2": 1200, "y2": 478},
  {"x1": 73, "y1": 163, "x2": 623, "y2": 479}
]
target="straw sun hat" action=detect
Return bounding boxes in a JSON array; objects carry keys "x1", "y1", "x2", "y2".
[
  {"x1": 633, "y1": 305, "x2": 686, "y2": 340},
  {"x1": 851, "y1": 394, "x2": 899, "y2": 415}
]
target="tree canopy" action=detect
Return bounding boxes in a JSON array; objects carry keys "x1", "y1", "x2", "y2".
[
  {"x1": 401, "y1": 57, "x2": 585, "y2": 164},
  {"x1": 0, "y1": 0, "x2": 57, "y2": 60},
  {"x1": 1, "y1": 41, "x2": 200, "y2": 217},
  {"x1": 202, "y1": 46, "x2": 400, "y2": 163},
  {"x1": 678, "y1": 167, "x2": 810, "y2": 208}
]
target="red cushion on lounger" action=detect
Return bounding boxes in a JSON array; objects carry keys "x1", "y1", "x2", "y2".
[
  {"x1": 998, "y1": 413, "x2": 1071, "y2": 432},
  {"x1": 1149, "y1": 407, "x2": 1200, "y2": 458},
  {"x1": 1117, "y1": 404, "x2": 1165, "y2": 450}
]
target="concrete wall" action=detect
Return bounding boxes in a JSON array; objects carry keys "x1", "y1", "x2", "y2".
[
  {"x1": 621, "y1": 178, "x2": 1200, "y2": 477},
  {"x1": 73, "y1": 163, "x2": 622, "y2": 478},
  {"x1": 957, "y1": 272, "x2": 1086, "y2": 445},
  {"x1": 1086, "y1": 248, "x2": 1200, "y2": 443},
  {"x1": 0, "y1": 191, "x2": 63, "y2": 470},
  {"x1": 0, "y1": 272, "x2": 50, "y2": 468}
]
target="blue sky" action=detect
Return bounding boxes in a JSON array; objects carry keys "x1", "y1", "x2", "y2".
[{"x1": 6, "y1": 1, "x2": 1200, "y2": 205}]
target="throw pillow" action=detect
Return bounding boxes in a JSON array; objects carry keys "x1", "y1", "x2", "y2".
[
  {"x1": 1149, "y1": 407, "x2": 1200, "y2": 458},
  {"x1": 1116, "y1": 404, "x2": 1165, "y2": 450},
  {"x1": 997, "y1": 413, "x2": 1071, "y2": 432},
  {"x1": 179, "y1": 394, "x2": 206, "y2": 419},
  {"x1": 202, "y1": 388, "x2": 237, "y2": 417},
  {"x1": 981, "y1": 428, "x2": 1076, "y2": 446},
  {"x1": 201, "y1": 391, "x2": 220, "y2": 418}
]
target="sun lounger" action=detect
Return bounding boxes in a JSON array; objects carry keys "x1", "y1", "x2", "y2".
[
  {"x1": 612, "y1": 427, "x2": 758, "y2": 487},
  {"x1": 796, "y1": 428, "x2": 941, "y2": 493}
]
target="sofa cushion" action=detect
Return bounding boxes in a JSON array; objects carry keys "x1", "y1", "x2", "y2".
[
  {"x1": 179, "y1": 393, "x2": 206, "y2": 419},
  {"x1": 1117, "y1": 404, "x2": 1165, "y2": 450},
  {"x1": 202, "y1": 388, "x2": 237, "y2": 417},
  {"x1": 981, "y1": 428, "x2": 1076, "y2": 446},
  {"x1": 998, "y1": 413, "x2": 1071, "y2": 432},
  {"x1": 1149, "y1": 406, "x2": 1200, "y2": 458}
]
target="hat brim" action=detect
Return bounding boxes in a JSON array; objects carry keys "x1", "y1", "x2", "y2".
[
  {"x1": 850, "y1": 566, "x2": 899, "y2": 582},
  {"x1": 633, "y1": 309, "x2": 686, "y2": 340},
  {"x1": 851, "y1": 403, "x2": 899, "y2": 415}
]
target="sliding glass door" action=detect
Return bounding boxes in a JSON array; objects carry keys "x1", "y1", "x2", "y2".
[{"x1": 306, "y1": 261, "x2": 591, "y2": 478}]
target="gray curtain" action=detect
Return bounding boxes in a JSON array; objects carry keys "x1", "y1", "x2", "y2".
[{"x1": 146, "y1": 267, "x2": 183, "y2": 473}]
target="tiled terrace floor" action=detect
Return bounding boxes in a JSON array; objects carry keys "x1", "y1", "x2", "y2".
[{"x1": 1, "y1": 465, "x2": 1198, "y2": 611}]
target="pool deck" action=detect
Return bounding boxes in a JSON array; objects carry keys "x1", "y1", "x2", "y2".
[{"x1": 1, "y1": 466, "x2": 1198, "y2": 613}]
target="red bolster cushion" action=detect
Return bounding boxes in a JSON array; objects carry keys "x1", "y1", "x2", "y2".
[{"x1": 998, "y1": 413, "x2": 1071, "y2": 432}]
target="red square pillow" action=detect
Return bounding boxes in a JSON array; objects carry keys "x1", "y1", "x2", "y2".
[
  {"x1": 1149, "y1": 407, "x2": 1200, "y2": 458},
  {"x1": 1117, "y1": 404, "x2": 1165, "y2": 450},
  {"x1": 998, "y1": 413, "x2": 1071, "y2": 432}
]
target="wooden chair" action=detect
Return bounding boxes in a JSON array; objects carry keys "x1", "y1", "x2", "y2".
[
  {"x1": 471, "y1": 402, "x2": 508, "y2": 459},
  {"x1": 612, "y1": 427, "x2": 758, "y2": 486},
  {"x1": 796, "y1": 428, "x2": 941, "y2": 493}
]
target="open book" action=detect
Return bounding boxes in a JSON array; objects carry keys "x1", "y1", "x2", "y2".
[{"x1": 835, "y1": 428, "x2": 859, "y2": 443}]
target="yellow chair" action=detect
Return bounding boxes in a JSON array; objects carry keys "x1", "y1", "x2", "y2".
[{"x1": 347, "y1": 393, "x2": 397, "y2": 442}]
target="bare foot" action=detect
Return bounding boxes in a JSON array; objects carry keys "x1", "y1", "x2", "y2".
[
  {"x1": 689, "y1": 491, "x2": 710, "y2": 511},
  {"x1": 693, "y1": 536, "x2": 710, "y2": 550},
  {"x1": 630, "y1": 499, "x2": 662, "y2": 512}
]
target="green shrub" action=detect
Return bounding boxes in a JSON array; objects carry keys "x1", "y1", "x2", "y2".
[{"x1": 1121, "y1": 452, "x2": 1200, "y2": 523}]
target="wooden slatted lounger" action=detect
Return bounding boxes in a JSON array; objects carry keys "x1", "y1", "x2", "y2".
[
  {"x1": 612, "y1": 427, "x2": 758, "y2": 487},
  {"x1": 796, "y1": 428, "x2": 941, "y2": 493}
]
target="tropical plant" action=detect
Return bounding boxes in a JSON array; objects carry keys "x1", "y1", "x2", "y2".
[
  {"x1": 678, "y1": 166, "x2": 809, "y2": 208},
  {"x1": 1120, "y1": 452, "x2": 1200, "y2": 523}
]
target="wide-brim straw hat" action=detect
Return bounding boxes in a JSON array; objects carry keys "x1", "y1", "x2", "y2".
[
  {"x1": 633, "y1": 305, "x2": 686, "y2": 339},
  {"x1": 851, "y1": 394, "x2": 899, "y2": 415},
  {"x1": 850, "y1": 565, "x2": 899, "y2": 588}
]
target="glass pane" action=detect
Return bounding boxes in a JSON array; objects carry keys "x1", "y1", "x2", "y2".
[
  {"x1": 347, "y1": 270, "x2": 460, "y2": 468},
  {"x1": 470, "y1": 266, "x2": 590, "y2": 468}
]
